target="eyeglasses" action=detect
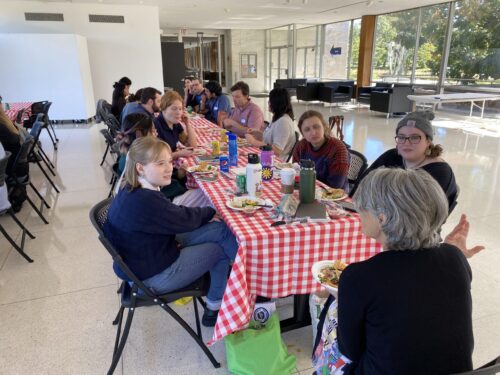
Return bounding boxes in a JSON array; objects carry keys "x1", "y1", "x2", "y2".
[{"x1": 395, "y1": 135, "x2": 422, "y2": 144}]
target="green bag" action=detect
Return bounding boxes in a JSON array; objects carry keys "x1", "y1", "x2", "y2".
[{"x1": 224, "y1": 313, "x2": 296, "y2": 375}]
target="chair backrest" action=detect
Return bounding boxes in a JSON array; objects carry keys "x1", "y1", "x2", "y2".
[
  {"x1": 286, "y1": 131, "x2": 300, "y2": 162},
  {"x1": 15, "y1": 109, "x2": 25, "y2": 124},
  {"x1": 89, "y1": 198, "x2": 159, "y2": 299},
  {"x1": 347, "y1": 149, "x2": 368, "y2": 185},
  {"x1": 451, "y1": 355, "x2": 500, "y2": 374},
  {"x1": 31, "y1": 101, "x2": 47, "y2": 115},
  {"x1": 0, "y1": 151, "x2": 12, "y2": 186}
]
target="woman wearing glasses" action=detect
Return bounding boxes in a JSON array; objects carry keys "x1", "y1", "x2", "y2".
[{"x1": 350, "y1": 111, "x2": 458, "y2": 213}]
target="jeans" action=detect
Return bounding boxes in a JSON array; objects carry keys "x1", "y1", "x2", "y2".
[{"x1": 143, "y1": 221, "x2": 238, "y2": 306}]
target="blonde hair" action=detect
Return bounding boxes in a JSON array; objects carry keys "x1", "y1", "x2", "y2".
[
  {"x1": 160, "y1": 91, "x2": 183, "y2": 111},
  {"x1": 0, "y1": 104, "x2": 20, "y2": 135},
  {"x1": 297, "y1": 110, "x2": 330, "y2": 139},
  {"x1": 122, "y1": 137, "x2": 172, "y2": 190}
]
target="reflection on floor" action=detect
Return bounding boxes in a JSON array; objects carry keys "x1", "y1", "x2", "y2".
[{"x1": 0, "y1": 103, "x2": 499, "y2": 374}]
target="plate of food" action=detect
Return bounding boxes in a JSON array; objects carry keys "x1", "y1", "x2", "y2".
[
  {"x1": 226, "y1": 196, "x2": 266, "y2": 211},
  {"x1": 318, "y1": 188, "x2": 348, "y2": 202},
  {"x1": 186, "y1": 162, "x2": 217, "y2": 174},
  {"x1": 311, "y1": 260, "x2": 348, "y2": 297}
]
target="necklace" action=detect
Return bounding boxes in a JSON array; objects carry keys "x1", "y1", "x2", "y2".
[{"x1": 403, "y1": 156, "x2": 427, "y2": 169}]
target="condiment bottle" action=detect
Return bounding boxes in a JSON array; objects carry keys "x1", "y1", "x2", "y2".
[
  {"x1": 299, "y1": 159, "x2": 316, "y2": 203},
  {"x1": 246, "y1": 153, "x2": 262, "y2": 198}
]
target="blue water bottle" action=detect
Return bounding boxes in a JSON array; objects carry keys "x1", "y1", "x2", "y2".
[{"x1": 228, "y1": 132, "x2": 238, "y2": 166}]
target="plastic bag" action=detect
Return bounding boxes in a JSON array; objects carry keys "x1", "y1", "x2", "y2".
[{"x1": 224, "y1": 313, "x2": 296, "y2": 375}]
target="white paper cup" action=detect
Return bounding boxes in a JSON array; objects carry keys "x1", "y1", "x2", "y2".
[{"x1": 280, "y1": 168, "x2": 295, "y2": 194}]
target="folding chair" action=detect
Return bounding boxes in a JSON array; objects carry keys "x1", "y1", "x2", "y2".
[
  {"x1": 42, "y1": 101, "x2": 59, "y2": 149},
  {"x1": 28, "y1": 113, "x2": 57, "y2": 176},
  {"x1": 347, "y1": 149, "x2": 368, "y2": 190},
  {"x1": 28, "y1": 120, "x2": 60, "y2": 193},
  {"x1": 0, "y1": 152, "x2": 35, "y2": 263},
  {"x1": 89, "y1": 199, "x2": 221, "y2": 375},
  {"x1": 328, "y1": 115, "x2": 345, "y2": 140},
  {"x1": 9, "y1": 136, "x2": 51, "y2": 224},
  {"x1": 451, "y1": 355, "x2": 500, "y2": 374},
  {"x1": 99, "y1": 129, "x2": 119, "y2": 166},
  {"x1": 286, "y1": 131, "x2": 300, "y2": 162}
]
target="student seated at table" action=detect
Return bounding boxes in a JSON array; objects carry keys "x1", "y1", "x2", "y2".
[
  {"x1": 186, "y1": 78, "x2": 206, "y2": 113},
  {"x1": 111, "y1": 76, "x2": 132, "y2": 119},
  {"x1": 315, "y1": 168, "x2": 476, "y2": 375},
  {"x1": 221, "y1": 81, "x2": 264, "y2": 138},
  {"x1": 245, "y1": 87, "x2": 296, "y2": 160},
  {"x1": 116, "y1": 113, "x2": 157, "y2": 175},
  {"x1": 103, "y1": 137, "x2": 238, "y2": 327},
  {"x1": 349, "y1": 111, "x2": 458, "y2": 214},
  {"x1": 182, "y1": 76, "x2": 194, "y2": 108},
  {"x1": 120, "y1": 88, "x2": 143, "y2": 122},
  {"x1": 203, "y1": 81, "x2": 231, "y2": 124},
  {"x1": 120, "y1": 87, "x2": 161, "y2": 129},
  {"x1": 292, "y1": 110, "x2": 349, "y2": 190}
]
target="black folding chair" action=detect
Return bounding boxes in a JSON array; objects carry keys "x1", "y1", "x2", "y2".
[
  {"x1": 286, "y1": 131, "x2": 300, "y2": 162},
  {"x1": 9, "y1": 136, "x2": 51, "y2": 224},
  {"x1": 0, "y1": 152, "x2": 35, "y2": 262},
  {"x1": 29, "y1": 113, "x2": 57, "y2": 176},
  {"x1": 29, "y1": 120, "x2": 60, "y2": 193},
  {"x1": 42, "y1": 101, "x2": 59, "y2": 149},
  {"x1": 89, "y1": 199, "x2": 221, "y2": 375},
  {"x1": 347, "y1": 149, "x2": 368, "y2": 190}
]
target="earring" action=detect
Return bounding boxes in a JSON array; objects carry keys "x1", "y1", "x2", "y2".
[{"x1": 425, "y1": 147, "x2": 432, "y2": 156}]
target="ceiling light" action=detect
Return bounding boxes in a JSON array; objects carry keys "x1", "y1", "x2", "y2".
[{"x1": 366, "y1": 0, "x2": 374, "y2": 6}]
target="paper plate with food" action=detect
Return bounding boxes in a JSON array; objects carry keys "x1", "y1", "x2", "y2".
[
  {"x1": 226, "y1": 196, "x2": 266, "y2": 211},
  {"x1": 311, "y1": 260, "x2": 348, "y2": 297},
  {"x1": 317, "y1": 187, "x2": 348, "y2": 202},
  {"x1": 187, "y1": 162, "x2": 217, "y2": 174}
]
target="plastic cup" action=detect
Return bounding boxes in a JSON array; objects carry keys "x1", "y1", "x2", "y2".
[{"x1": 280, "y1": 168, "x2": 295, "y2": 194}]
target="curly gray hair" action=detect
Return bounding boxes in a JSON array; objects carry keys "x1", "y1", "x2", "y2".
[{"x1": 352, "y1": 168, "x2": 448, "y2": 250}]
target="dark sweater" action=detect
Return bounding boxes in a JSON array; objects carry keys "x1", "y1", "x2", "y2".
[
  {"x1": 103, "y1": 186, "x2": 215, "y2": 280},
  {"x1": 292, "y1": 137, "x2": 350, "y2": 190},
  {"x1": 350, "y1": 148, "x2": 458, "y2": 213},
  {"x1": 338, "y1": 244, "x2": 473, "y2": 375},
  {"x1": 153, "y1": 113, "x2": 184, "y2": 152}
]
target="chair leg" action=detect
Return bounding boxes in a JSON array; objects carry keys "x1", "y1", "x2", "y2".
[
  {"x1": 29, "y1": 182, "x2": 51, "y2": 209},
  {"x1": 100, "y1": 144, "x2": 110, "y2": 166},
  {"x1": 159, "y1": 303, "x2": 220, "y2": 368},
  {"x1": 112, "y1": 306, "x2": 125, "y2": 325},
  {"x1": 8, "y1": 210, "x2": 36, "y2": 239},
  {"x1": 34, "y1": 159, "x2": 60, "y2": 193},
  {"x1": 48, "y1": 122, "x2": 59, "y2": 143},
  {"x1": 37, "y1": 148, "x2": 56, "y2": 175},
  {"x1": 193, "y1": 296, "x2": 202, "y2": 338},
  {"x1": 25, "y1": 195, "x2": 49, "y2": 224},
  {"x1": 108, "y1": 307, "x2": 135, "y2": 375},
  {"x1": 44, "y1": 126, "x2": 58, "y2": 150},
  {"x1": 0, "y1": 224, "x2": 34, "y2": 263},
  {"x1": 108, "y1": 176, "x2": 118, "y2": 198}
]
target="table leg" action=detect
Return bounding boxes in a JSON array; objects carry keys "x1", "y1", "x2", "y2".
[
  {"x1": 280, "y1": 294, "x2": 312, "y2": 333},
  {"x1": 470, "y1": 101, "x2": 474, "y2": 117},
  {"x1": 481, "y1": 100, "x2": 486, "y2": 118}
]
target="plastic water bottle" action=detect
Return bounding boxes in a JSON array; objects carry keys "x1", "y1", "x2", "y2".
[
  {"x1": 246, "y1": 153, "x2": 262, "y2": 198},
  {"x1": 260, "y1": 145, "x2": 273, "y2": 181},
  {"x1": 228, "y1": 132, "x2": 238, "y2": 166},
  {"x1": 299, "y1": 159, "x2": 316, "y2": 203}
]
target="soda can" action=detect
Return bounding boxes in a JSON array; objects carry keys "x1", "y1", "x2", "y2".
[
  {"x1": 211, "y1": 140, "x2": 220, "y2": 156},
  {"x1": 219, "y1": 155, "x2": 230, "y2": 172},
  {"x1": 235, "y1": 173, "x2": 247, "y2": 194}
]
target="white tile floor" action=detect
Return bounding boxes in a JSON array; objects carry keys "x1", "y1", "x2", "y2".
[{"x1": 0, "y1": 103, "x2": 499, "y2": 374}]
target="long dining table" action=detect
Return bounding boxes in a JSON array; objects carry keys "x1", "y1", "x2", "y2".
[{"x1": 184, "y1": 116, "x2": 382, "y2": 344}]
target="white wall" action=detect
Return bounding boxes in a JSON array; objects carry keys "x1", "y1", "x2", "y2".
[
  {"x1": 0, "y1": 34, "x2": 95, "y2": 120},
  {"x1": 0, "y1": 1, "x2": 163, "y2": 118},
  {"x1": 227, "y1": 29, "x2": 266, "y2": 93}
]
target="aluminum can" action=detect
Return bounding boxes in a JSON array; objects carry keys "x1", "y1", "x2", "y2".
[
  {"x1": 219, "y1": 155, "x2": 229, "y2": 172},
  {"x1": 235, "y1": 173, "x2": 247, "y2": 194}
]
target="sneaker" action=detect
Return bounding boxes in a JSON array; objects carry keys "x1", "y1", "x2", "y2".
[{"x1": 201, "y1": 308, "x2": 219, "y2": 327}]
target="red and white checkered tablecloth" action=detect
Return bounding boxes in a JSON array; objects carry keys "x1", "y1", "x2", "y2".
[
  {"x1": 187, "y1": 117, "x2": 382, "y2": 345},
  {"x1": 4, "y1": 102, "x2": 33, "y2": 122}
]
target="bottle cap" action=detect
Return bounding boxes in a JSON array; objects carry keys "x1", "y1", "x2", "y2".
[
  {"x1": 248, "y1": 153, "x2": 260, "y2": 164},
  {"x1": 228, "y1": 132, "x2": 237, "y2": 140},
  {"x1": 260, "y1": 145, "x2": 272, "y2": 151},
  {"x1": 300, "y1": 159, "x2": 315, "y2": 169}
]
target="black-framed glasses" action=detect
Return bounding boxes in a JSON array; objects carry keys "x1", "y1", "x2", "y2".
[{"x1": 395, "y1": 135, "x2": 422, "y2": 144}]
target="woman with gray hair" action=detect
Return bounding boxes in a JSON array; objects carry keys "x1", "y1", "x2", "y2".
[
  {"x1": 350, "y1": 111, "x2": 458, "y2": 214},
  {"x1": 333, "y1": 168, "x2": 474, "y2": 375}
]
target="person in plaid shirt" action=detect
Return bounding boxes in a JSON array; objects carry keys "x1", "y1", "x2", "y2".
[{"x1": 292, "y1": 110, "x2": 350, "y2": 191}]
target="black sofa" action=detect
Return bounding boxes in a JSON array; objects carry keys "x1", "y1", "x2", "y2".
[
  {"x1": 370, "y1": 84, "x2": 414, "y2": 117},
  {"x1": 296, "y1": 81, "x2": 324, "y2": 102},
  {"x1": 297, "y1": 80, "x2": 354, "y2": 103},
  {"x1": 273, "y1": 78, "x2": 307, "y2": 97},
  {"x1": 357, "y1": 82, "x2": 393, "y2": 105}
]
